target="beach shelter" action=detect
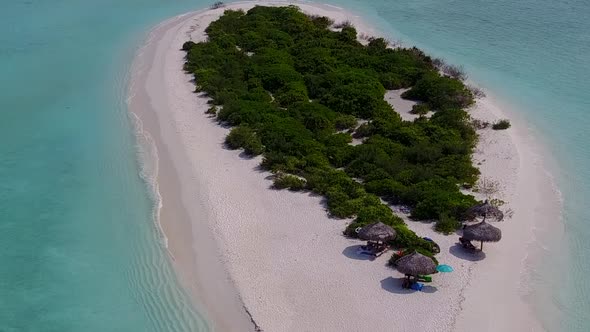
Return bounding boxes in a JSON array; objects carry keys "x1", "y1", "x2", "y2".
[
  {"x1": 462, "y1": 221, "x2": 502, "y2": 251},
  {"x1": 396, "y1": 251, "x2": 437, "y2": 276},
  {"x1": 465, "y1": 200, "x2": 504, "y2": 222},
  {"x1": 357, "y1": 222, "x2": 396, "y2": 243}
]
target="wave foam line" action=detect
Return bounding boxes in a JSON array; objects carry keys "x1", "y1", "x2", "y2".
[{"x1": 129, "y1": 111, "x2": 169, "y2": 251}]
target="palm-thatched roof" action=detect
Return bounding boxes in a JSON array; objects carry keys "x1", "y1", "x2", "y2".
[
  {"x1": 465, "y1": 200, "x2": 504, "y2": 221},
  {"x1": 357, "y1": 222, "x2": 396, "y2": 242},
  {"x1": 396, "y1": 251, "x2": 437, "y2": 276},
  {"x1": 462, "y1": 221, "x2": 502, "y2": 242}
]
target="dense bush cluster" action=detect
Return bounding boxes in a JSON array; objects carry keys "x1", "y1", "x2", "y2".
[{"x1": 183, "y1": 6, "x2": 480, "y2": 254}]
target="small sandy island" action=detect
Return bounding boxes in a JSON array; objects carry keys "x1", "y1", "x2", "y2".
[{"x1": 128, "y1": 1, "x2": 562, "y2": 331}]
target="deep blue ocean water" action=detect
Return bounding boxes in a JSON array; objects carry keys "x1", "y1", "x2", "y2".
[{"x1": 0, "y1": 0, "x2": 587, "y2": 331}]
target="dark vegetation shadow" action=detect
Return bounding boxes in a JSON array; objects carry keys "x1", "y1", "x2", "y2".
[
  {"x1": 220, "y1": 140, "x2": 258, "y2": 161},
  {"x1": 238, "y1": 151, "x2": 256, "y2": 160},
  {"x1": 218, "y1": 121, "x2": 233, "y2": 129},
  {"x1": 253, "y1": 164, "x2": 268, "y2": 174},
  {"x1": 449, "y1": 244, "x2": 486, "y2": 261},
  {"x1": 306, "y1": 191, "x2": 322, "y2": 198},
  {"x1": 342, "y1": 245, "x2": 375, "y2": 261}
]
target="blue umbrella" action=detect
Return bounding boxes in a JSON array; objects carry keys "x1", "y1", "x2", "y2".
[{"x1": 436, "y1": 264, "x2": 454, "y2": 273}]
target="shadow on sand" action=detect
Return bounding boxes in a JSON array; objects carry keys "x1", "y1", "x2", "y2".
[
  {"x1": 380, "y1": 277, "x2": 438, "y2": 294},
  {"x1": 421, "y1": 285, "x2": 438, "y2": 293},
  {"x1": 449, "y1": 243, "x2": 486, "y2": 261},
  {"x1": 342, "y1": 245, "x2": 375, "y2": 261},
  {"x1": 237, "y1": 150, "x2": 256, "y2": 160},
  {"x1": 380, "y1": 277, "x2": 412, "y2": 294}
]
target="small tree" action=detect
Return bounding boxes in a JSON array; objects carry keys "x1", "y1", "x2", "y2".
[
  {"x1": 210, "y1": 1, "x2": 225, "y2": 9},
  {"x1": 432, "y1": 58, "x2": 446, "y2": 70},
  {"x1": 333, "y1": 20, "x2": 353, "y2": 29},
  {"x1": 492, "y1": 119, "x2": 511, "y2": 130},
  {"x1": 359, "y1": 33, "x2": 371, "y2": 41},
  {"x1": 471, "y1": 119, "x2": 490, "y2": 130},
  {"x1": 389, "y1": 39, "x2": 402, "y2": 49},
  {"x1": 442, "y1": 64, "x2": 467, "y2": 81},
  {"x1": 474, "y1": 177, "x2": 502, "y2": 201},
  {"x1": 309, "y1": 15, "x2": 334, "y2": 28},
  {"x1": 468, "y1": 85, "x2": 486, "y2": 99}
]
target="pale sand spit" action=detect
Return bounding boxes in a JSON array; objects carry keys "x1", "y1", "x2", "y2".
[{"x1": 128, "y1": 1, "x2": 561, "y2": 331}]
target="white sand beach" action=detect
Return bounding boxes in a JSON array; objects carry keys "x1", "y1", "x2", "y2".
[{"x1": 128, "y1": 1, "x2": 562, "y2": 331}]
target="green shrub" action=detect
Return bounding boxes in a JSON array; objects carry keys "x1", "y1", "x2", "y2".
[
  {"x1": 365, "y1": 179, "x2": 405, "y2": 200},
  {"x1": 182, "y1": 41, "x2": 197, "y2": 51},
  {"x1": 275, "y1": 82, "x2": 309, "y2": 107},
  {"x1": 259, "y1": 64, "x2": 304, "y2": 93},
  {"x1": 225, "y1": 125, "x2": 264, "y2": 155},
  {"x1": 334, "y1": 114, "x2": 358, "y2": 131},
  {"x1": 435, "y1": 213, "x2": 461, "y2": 234},
  {"x1": 409, "y1": 104, "x2": 429, "y2": 115},
  {"x1": 379, "y1": 72, "x2": 404, "y2": 90},
  {"x1": 273, "y1": 174, "x2": 307, "y2": 190},
  {"x1": 309, "y1": 15, "x2": 334, "y2": 29},
  {"x1": 402, "y1": 72, "x2": 474, "y2": 110},
  {"x1": 492, "y1": 119, "x2": 511, "y2": 130},
  {"x1": 410, "y1": 188, "x2": 477, "y2": 220},
  {"x1": 353, "y1": 123, "x2": 372, "y2": 138},
  {"x1": 391, "y1": 224, "x2": 431, "y2": 250},
  {"x1": 329, "y1": 196, "x2": 364, "y2": 218},
  {"x1": 355, "y1": 204, "x2": 403, "y2": 225},
  {"x1": 205, "y1": 106, "x2": 217, "y2": 115}
]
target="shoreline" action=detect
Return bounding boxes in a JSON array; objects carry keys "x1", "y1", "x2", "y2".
[
  {"x1": 128, "y1": 11, "x2": 256, "y2": 331},
  {"x1": 456, "y1": 90, "x2": 565, "y2": 331},
  {"x1": 127, "y1": 2, "x2": 562, "y2": 331}
]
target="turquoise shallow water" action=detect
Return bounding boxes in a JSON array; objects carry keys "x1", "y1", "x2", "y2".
[
  {"x1": 0, "y1": 1, "x2": 212, "y2": 331},
  {"x1": 1, "y1": 0, "x2": 588, "y2": 331}
]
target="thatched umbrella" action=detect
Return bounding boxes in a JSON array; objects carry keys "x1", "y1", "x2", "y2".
[
  {"x1": 465, "y1": 200, "x2": 504, "y2": 221},
  {"x1": 357, "y1": 222, "x2": 396, "y2": 243},
  {"x1": 396, "y1": 251, "x2": 437, "y2": 276},
  {"x1": 462, "y1": 221, "x2": 502, "y2": 251}
]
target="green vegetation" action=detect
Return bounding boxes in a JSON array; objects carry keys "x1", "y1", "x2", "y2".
[
  {"x1": 225, "y1": 125, "x2": 264, "y2": 156},
  {"x1": 410, "y1": 104, "x2": 430, "y2": 115},
  {"x1": 273, "y1": 173, "x2": 307, "y2": 190},
  {"x1": 206, "y1": 106, "x2": 217, "y2": 115},
  {"x1": 492, "y1": 119, "x2": 511, "y2": 130},
  {"x1": 434, "y1": 213, "x2": 461, "y2": 234},
  {"x1": 183, "y1": 6, "x2": 481, "y2": 254}
]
